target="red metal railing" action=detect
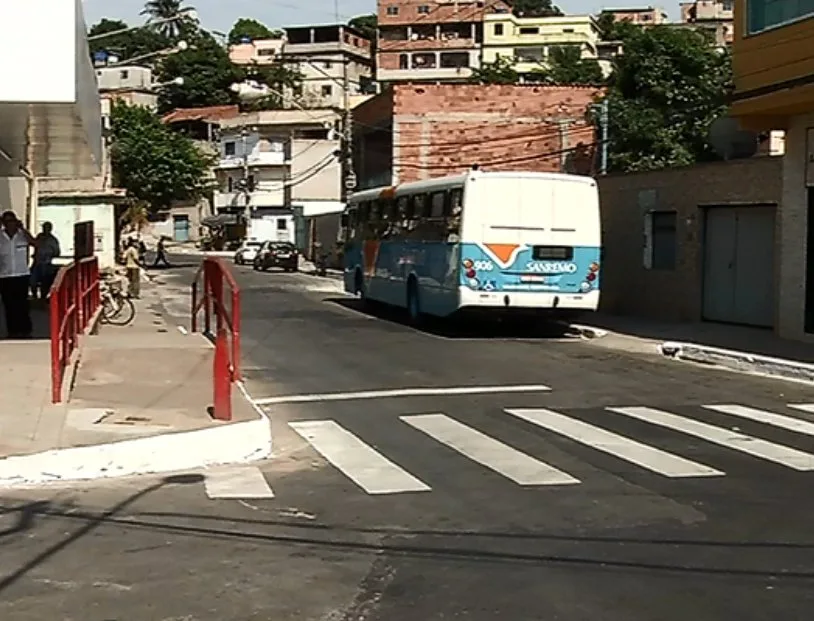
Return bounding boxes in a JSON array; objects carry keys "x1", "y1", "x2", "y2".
[
  {"x1": 191, "y1": 257, "x2": 241, "y2": 421},
  {"x1": 50, "y1": 257, "x2": 101, "y2": 403}
]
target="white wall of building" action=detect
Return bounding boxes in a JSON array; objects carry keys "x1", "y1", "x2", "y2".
[{"x1": 38, "y1": 203, "x2": 116, "y2": 268}]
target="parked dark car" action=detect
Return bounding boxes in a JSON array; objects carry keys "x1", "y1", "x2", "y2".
[{"x1": 253, "y1": 241, "x2": 299, "y2": 272}]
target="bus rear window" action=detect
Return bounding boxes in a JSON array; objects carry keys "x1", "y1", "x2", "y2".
[{"x1": 532, "y1": 246, "x2": 573, "y2": 260}]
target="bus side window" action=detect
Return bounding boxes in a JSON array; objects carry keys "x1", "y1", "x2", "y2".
[
  {"x1": 380, "y1": 198, "x2": 396, "y2": 238},
  {"x1": 448, "y1": 188, "x2": 463, "y2": 238},
  {"x1": 394, "y1": 196, "x2": 409, "y2": 239},
  {"x1": 359, "y1": 201, "x2": 373, "y2": 239},
  {"x1": 430, "y1": 192, "x2": 445, "y2": 219}
]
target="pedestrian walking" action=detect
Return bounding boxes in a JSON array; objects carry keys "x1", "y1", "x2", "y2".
[
  {"x1": 0, "y1": 210, "x2": 36, "y2": 338},
  {"x1": 30, "y1": 221, "x2": 61, "y2": 299},
  {"x1": 152, "y1": 236, "x2": 171, "y2": 268},
  {"x1": 122, "y1": 238, "x2": 142, "y2": 299}
]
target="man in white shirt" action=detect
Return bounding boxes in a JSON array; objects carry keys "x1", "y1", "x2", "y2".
[{"x1": 0, "y1": 210, "x2": 36, "y2": 338}]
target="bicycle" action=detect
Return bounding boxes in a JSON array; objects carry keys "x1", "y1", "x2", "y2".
[{"x1": 99, "y1": 273, "x2": 136, "y2": 326}]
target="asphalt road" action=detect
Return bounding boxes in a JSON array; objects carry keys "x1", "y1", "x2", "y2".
[{"x1": 4, "y1": 255, "x2": 814, "y2": 620}]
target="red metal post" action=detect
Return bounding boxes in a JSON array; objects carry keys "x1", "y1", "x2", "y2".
[
  {"x1": 50, "y1": 289, "x2": 62, "y2": 403},
  {"x1": 191, "y1": 280, "x2": 198, "y2": 333},
  {"x1": 212, "y1": 327, "x2": 232, "y2": 421},
  {"x1": 231, "y1": 288, "x2": 241, "y2": 381},
  {"x1": 203, "y1": 261, "x2": 212, "y2": 335}
]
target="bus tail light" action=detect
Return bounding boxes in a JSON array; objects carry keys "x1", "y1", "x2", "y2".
[{"x1": 586, "y1": 272, "x2": 596, "y2": 282}]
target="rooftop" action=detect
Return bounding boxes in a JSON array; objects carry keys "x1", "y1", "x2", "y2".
[{"x1": 161, "y1": 105, "x2": 241, "y2": 124}]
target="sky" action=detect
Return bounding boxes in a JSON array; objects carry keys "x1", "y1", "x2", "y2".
[{"x1": 82, "y1": 0, "x2": 680, "y2": 33}]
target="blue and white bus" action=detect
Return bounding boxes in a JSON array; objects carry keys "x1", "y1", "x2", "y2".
[{"x1": 340, "y1": 170, "x2": 601, "y2": 323}]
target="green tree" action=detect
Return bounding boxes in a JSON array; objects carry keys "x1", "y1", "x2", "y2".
[
  {"x1": 109, "y1": 102, "x2": 214, "y2": 212},
  {"x1": 510, "y1": 0, "x2": 562, "y2": 17},
  {"x1": 596, "y1": 12, "x2": 640, "y2": 41},
  {"x1": 469, "y1": 57, "x2": 518, "y2": 84},
  {"x1": 228, "y1": 17, "x2": 282, "y2": 44},
  {"x1": 603, "y1": 26, "x2": 733, "y2": 173},
  {"x1": 348, "y1": 14, "x2": 377, "y2": 41},
  {"x1": 88, "y1": 18, "x2": 170, "y2": 62},
  {"x1": 156, "y1": 32, "x2": 244, "y2": 112},
  {"x1": 532, "y1": 45, "x2": 604, "y2": 85},
  {"x1": 141, "y1": 0, "x2": 190, "y2": 39}
]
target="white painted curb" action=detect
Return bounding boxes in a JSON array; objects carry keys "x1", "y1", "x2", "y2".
[
  {"x1": 0, "y1": 388, "x2": 272, "y2": 488},
  {"x1": 660, "y1": 340, "x2": 814, "y2": 383}
]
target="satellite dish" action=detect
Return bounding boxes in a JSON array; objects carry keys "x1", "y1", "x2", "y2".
[{"x1": 708, "y1": 116, "x2": 758, "y2": 160}]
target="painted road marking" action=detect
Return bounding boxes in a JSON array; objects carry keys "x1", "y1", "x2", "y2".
[
  {"x1": 506, "y1": 408, "x2": 723, "y2": 478},
  {"x1": 255, "y1": 384, "x2": 551, "y2": 406},
  {"x1": 289, "y1": 420, "x2": 431, "y2": 495},
  {"x1": 788, "y1": 403, "x2": 814, "y2": 414},
  {"x1": 705, "y1": 404, "x2": 814, "y2": 437},
  {"x1": 401, "y1": 414, "x2": 580, "y2": 486},
  {"x1": 609, "y1": 407, "x2": 814, "y2": 471},
  {"x1": 204, "y1": 466, "x2": 275, "y2": 499}
]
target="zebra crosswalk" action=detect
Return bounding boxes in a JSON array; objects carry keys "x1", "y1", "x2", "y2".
[
  {"x1": 280, "y1": 402, "x2": 814, "y2": 496},
  {"x1": 202, "y1": 401, "x2": 814, "y2": 502}
]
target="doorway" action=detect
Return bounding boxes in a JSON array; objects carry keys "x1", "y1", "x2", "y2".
[{"x1": 701, "y1": 204, "x2": 775, "y2": 327}]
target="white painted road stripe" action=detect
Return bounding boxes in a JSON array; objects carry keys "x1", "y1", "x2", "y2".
[
  {"x1": 705, "y1": 404, "x2": 814, "y2": 437},
  {"x1": 609, "y1": 406, "x2": 814, "y2": 471},
  {"x1": 506, "y1": 408, "x2": 723, "y2": 478},
  {"x1": 401, "y1": 414, "x2": 579, "y2": 486},
  {"x1": 255, "y1": 384, "x2": 551, "y2": 406},
  {"x1": 788, "y1": 403, "x2": 814, "y2": 414},
  {"x1": 204, "y1": 466, "x2": 275, "y2": 499},
  {"x1": 289, "y1": 420, "x2": 431, "y2": 495}
]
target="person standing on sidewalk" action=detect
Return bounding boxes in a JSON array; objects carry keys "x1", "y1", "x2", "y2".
[
  {"x1": 122, "y1": 238, "x2": 142, "y2": 299},
  {"x1": 30, "y1": 221, "x2": 61, "y2": 299},
  {"x1": 0, "y1": 210, "x2": 36, "y2": 338},
  {"x1": 151, "y1": 236, "x2": 171, "y2": 268}
]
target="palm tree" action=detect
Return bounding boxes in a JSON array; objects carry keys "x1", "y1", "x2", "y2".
[{"x1": 141, "y1": 0, "x2": 185, "y2": 39}]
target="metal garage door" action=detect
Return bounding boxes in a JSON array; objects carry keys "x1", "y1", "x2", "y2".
[{"x1": 702, "y1": 205, "x2": 775, "y2": 327}]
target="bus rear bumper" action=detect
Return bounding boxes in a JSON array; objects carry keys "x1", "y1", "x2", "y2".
[{"x1": 458, "y1": 287, "x2": 599, "y2": 313}]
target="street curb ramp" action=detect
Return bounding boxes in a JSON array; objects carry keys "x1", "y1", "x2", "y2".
[
  {"x1": 660, "y1": 341, "x2": 814, "y2": 383},
  {"x1": 0, "y1": 410, "x2": 272, "y2": 488}
]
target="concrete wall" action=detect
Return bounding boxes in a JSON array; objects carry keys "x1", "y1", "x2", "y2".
[
  {"x1": 291, "y1": 139, "x2": 341, "y2": 202},
  {"x1": 0, "y1": 177, "x2": 27, "y2": 220},
  {"x1": 38, "y1": 202, "x2": 116, "y2": 268},
  {"x1": 777, "y1": 113, "x2": 812, "y2": 341},
  {"x1": 597, "y1": 156, "x2": 783, "y2": 322}
]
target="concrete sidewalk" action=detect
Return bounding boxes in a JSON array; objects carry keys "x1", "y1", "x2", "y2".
[
  {"x1": 0, "y1": 276, "x2": 270, "y2": 488},
  {"x1": 576, "y1": 313, "x2": 814, "y2": 384}
]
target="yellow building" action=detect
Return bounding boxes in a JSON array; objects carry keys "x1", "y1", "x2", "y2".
[
  {"x1": 482, "y1": 13, "x2": 601, "y2": 77},
  {"x1": 730, "y1": 0, "x2": 814, "y2": 341}
]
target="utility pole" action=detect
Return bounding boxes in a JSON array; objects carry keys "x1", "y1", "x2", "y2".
[
  {"x1": 241, "y1": 126, "x2": 251, "y2": 234},
  {"x1": 342, "y1": 56, "x2": 355, "y2": 200},
  {"x1": 599, "y1": 98, "x2": 609, "y2": 176}
]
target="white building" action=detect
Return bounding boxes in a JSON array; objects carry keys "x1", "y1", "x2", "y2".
[
  {"x1": 228, "y1": 25, "x2": 375, "y2": 110},
  {"x1": 0, "y1": 0, "x2": 105, "y2": 254},
  {"x1": 214, "y1": 109, "x2": 346, "y2": 256},
  {"x1": 96, "y1": 66, "x2": 159, "y2": 112}
]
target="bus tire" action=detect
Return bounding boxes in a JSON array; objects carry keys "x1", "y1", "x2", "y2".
[{"x1": 406, "y1": 279, "x2": 422, "y2": 326}]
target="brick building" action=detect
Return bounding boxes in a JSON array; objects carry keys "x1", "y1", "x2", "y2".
[
  {"x1": 376, "y1": 0, "x2": 510, "y2": 83},
  {"x1": 352, "y1": 84, "x2": 602, "y2": 189}
]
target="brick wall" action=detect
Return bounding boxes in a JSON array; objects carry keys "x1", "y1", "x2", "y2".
[
  {"x1": 389, "y1": 84, "x2": 602, "y2": 183},
  {"x1": 378, "y1": 0, "x2": 508, "y2": 26},
  {"x1": 598, "y1": 157, "x2": 783, "y2": 322}
]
